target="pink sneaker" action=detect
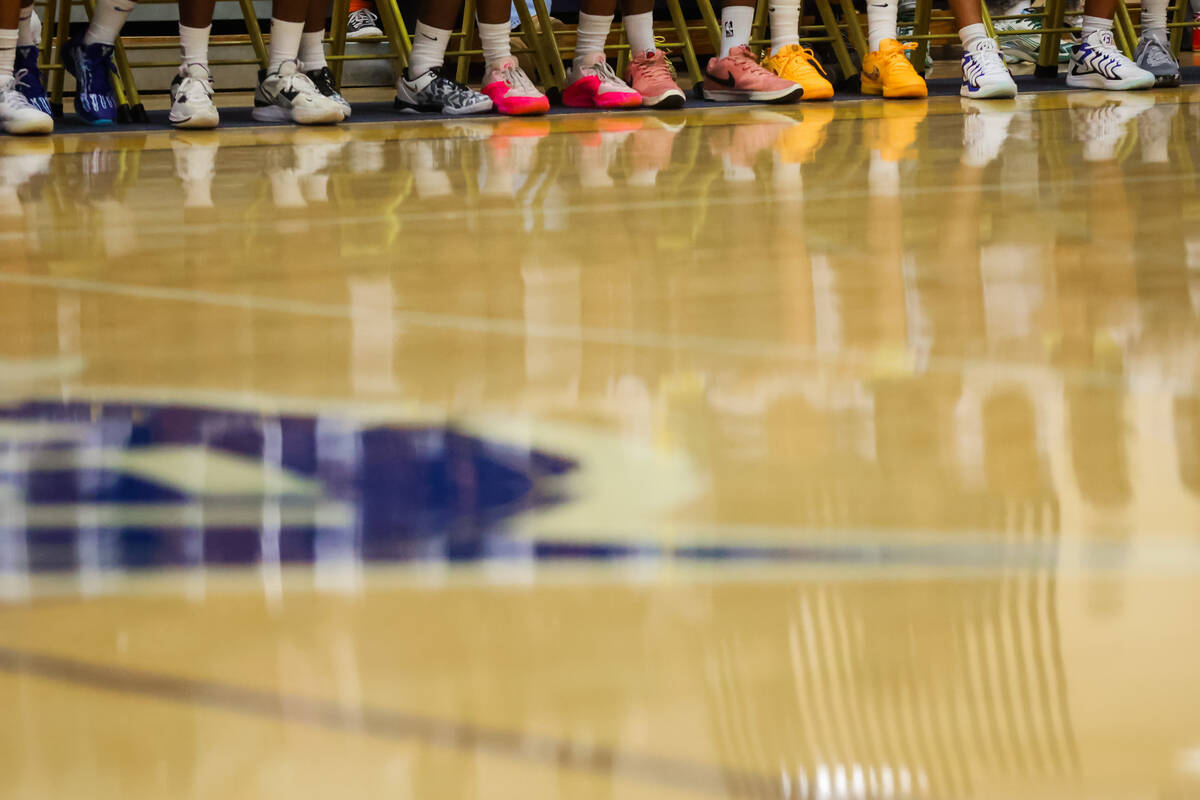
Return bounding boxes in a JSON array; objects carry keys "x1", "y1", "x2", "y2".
[
  {"x1": 702, "y1": 45, "x2": 803, "y2": 103},
  {"x1": 562, "y1": 52, "x2": 642, "y2": 109},
  {"x1": 481, "y1": 57, "x2": 549, "y2": 116},
  {"x1": 625, "y1": 49, "x2": 685, "y2": 109}
]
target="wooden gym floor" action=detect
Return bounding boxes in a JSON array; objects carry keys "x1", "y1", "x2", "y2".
[{"x1": 2, "y1": 88, "x2": 1200, "y2": 799}]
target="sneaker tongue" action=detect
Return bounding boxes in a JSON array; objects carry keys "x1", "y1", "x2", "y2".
[{"x1": 1095, "y1": 29, "x2": 1116, "y2": 47}]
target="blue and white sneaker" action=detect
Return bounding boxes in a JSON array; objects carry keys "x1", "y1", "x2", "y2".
[
  {"x1": 14, "y1": 45, "x2": 51, "y2": 116},
  {"x1": 961, "y1": 38, "x2": 1018, "y2": 99},
  {"x1": 1066, "y1": 29, "x2": 1155, "y2": 90},
  {"x1": 64, "y1": 39, "x2": 118, "y2": 124}
]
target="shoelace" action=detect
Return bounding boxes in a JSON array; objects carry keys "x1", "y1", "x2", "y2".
[
  {"x1": 882, "y1": 41, "x2": 920, "y2": 70},
  {"x1": 501, "y1": 62, "x2": 538, "y2": 94},
  {"x1": 583, "y1": 58, "x2": 626, "y2": 86},
  {"x1": 775, "y1": 46, "x2": 827, "y2": 77},
  {"x1": 12, "y1": 68, "x2": 30, "y2": 93},
  {"x1": 634, "y1": 50, "x2": 675, "y2": 82},
  {"x1": 969, "y1": 39, "x2": 1009, "y2": 73},
  {"x1": 179, "y1": 75, "x2": 213, "y2": 102},
  {"x1": 730, "y1": 47, "x2": 784, "y2": 79},
  {"x1": 1141, "y1": 33, "x2": 1174, "y2": 65},
  {"x1": 277, "y1": 60, "x2": 318, "y2": 95},
  {"x1": 348, "y1": 8, "x2": 378, "y2": 26}
]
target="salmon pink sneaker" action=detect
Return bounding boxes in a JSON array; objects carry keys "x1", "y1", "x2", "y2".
[
  {"x1": 702, "y1": 45, "x2": 803, "y2": 103},
  {"x1": 482, "y1": 57, "x2": 550, "y2": 116},
  {"x1": 625, "y1": 49, "x2": 685, "y2": 109},
  {"x1": 563, "y1": 51, "x2": 642, "y2": 109}
]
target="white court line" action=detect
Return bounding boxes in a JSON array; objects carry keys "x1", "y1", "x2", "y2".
[{"x1": 0, "y1": 270, "x2": 1156, "y2": 390}]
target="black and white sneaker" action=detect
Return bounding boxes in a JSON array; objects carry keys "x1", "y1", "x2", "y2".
[
  {"x1": 253, "y1": 59, "x2": 343, "y2": 124},
  {"x1": 1066, "y1": 29, "x2": 1155, "y2": 90},
  {"x1": 305, "y1": 65, "x2": 352, "y2": 119},
  {"x1": 169, "y1": 63, "x2": 219, "y2": 128},
  {"x1": 394, "y1": 66, "x2": 493, "y2": 115},
  {"x1": 346, "y1": 7, "x2": 383, "y2": 39}
]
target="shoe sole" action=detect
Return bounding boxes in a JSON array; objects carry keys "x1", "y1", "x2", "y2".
[
  {"x1": 252, "y1": 104, "x2": 342, "y2": 124},
  {"x1": 171, "y1": 111, "x2": 220, "y2": 129},
  {"x1": 4, "y1": 117, "x2": 53, "y2": 135},
  {"x1": 1153, "y1": 73, "x2": 1181, "y2": 87},
  {"x1": 641, "y1": 90, "x2": 686, "y2": 109},
  {"x1": 393, "y1": 99, "x2": 495, "y2": 115},
  {"x1": 702, "y1": 85, "x2": 803, "y2": 103},
  {"x1": 960, "y1": 82, "x2": 1018, "y2": 99},
  {"x1": 1065, "y1": 71, "x2": 1156, "y2": 90},
  {"x1": 346, "y1": 29, "x2": 383, "y2": 39}
]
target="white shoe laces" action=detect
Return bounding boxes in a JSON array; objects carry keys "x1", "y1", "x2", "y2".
[
  {"x1": 970, "y1": 39, "x2": 1010, "y2": 75},
  {"x1": 500, "y1": 62, "x2": 538, "y2": 94},
  {"x1": 348, "y1": 8, "x2": 378, "y2": 26}
]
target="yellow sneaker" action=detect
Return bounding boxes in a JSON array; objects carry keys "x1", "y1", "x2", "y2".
[
  {"x1": 761, "y1": 44, "x2": 835, "y2": 100},
  {"x1": 860, "y1": 39, "x2": 928, "y2": 98}
]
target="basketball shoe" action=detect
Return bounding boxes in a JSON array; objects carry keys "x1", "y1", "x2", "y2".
[
  {"x1": 960, "y1": 38, "x2": 1017, "y2": 98},
  {"x1": 169, "y1": 63, "x2": 219, "y2": 128},
  {"x1": 482, "y1": 57, "x2": 549, "y2": 115},
  {"x1": 0, "y1": 75, "x2": 52, "y2": 134},
  {"x1": 395, "y1": 66, "x2": 493, "y2": 114},
  {"x1": 63, "y1": 39, "x2": 118, "y2": 124},
  {"x1": 861, "y1": 39, "x2": 926, "y2": 98},
  {"x1": 305, "y1": 65, "x2": 353, "y2": 119},
  {"x1": 703, "y1": 45, "x2": 803, "y2": 103},
  {"x1": 625, "y1": 49, "x2": 686, "y2": 109},
  {"x1": 254, "y1": 60, "x2": 343, "y2": 123},
  {"x1": 1066, "y1": 29, "x2": 1155, "y2": 90},
  {"x1": 563, "y1": 52, "x2": 641, "y2": 108},
  {"x1": 1134, "y1": 29, "x2": 1181, "y2": 87},
  {"x1": 761, "y1": 44, "x2": 834, "y2": 100},
  {"x1": 346, "y1": 6, "x2": 382, "y2": 39},
  {"x1": 14, "y1": 45, "x2": 51, "y2": 115}
]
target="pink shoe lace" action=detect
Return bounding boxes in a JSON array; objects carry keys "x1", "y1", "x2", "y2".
[
  {"x1": 632, "y1": 49, "x2": 677, "y2": 82},
  {"x1": 725, "y1": 45, "x2": 783, "y2": 79}
]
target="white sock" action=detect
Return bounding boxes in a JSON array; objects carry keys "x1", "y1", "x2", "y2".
[
  {"x1": 478, "y1": 20, "x2": 511, "y2": 64},
  {"x1": 17, "y1": 5, "x2": 35, "y2": 47},
  {"x1": 83, "y1": 0, "x2": 136, "y2": 45},
  {"x1": 299, "y1": 30, "x2": 326, "y2": 69},
  {"x1": 623, "y1": 10, "x2": 655, "y2": 56},
  {"x1": 1141, "y1": 0, "x2": 1168, "y2": 31},
  {"x1": 268, "y1": 18, "x2": 304, "y2": 70},
  {"x1": 769, "y1": 1, "x2": 800, "y2": 53},
  {"x1": 179, "y1": 23, "x2": 210, "y2": 69},
  {"x1": 958, "y1": 22, "x2": 988, "y2": 50},
  {"x1": 0, "y1": 29, "x2": 15, "y2": 81},
  {"x1": 867, "y1": 0, "x2": 898, "y2": 50},
  {"x1": 408, "y1": 20, "x2": 450, "y2": 76},
  {"x1": 719, "y1": 5, "x2": 753, "y2": 56},
  {"x1": 1081, "y1": 14, "x2": 1112, "y2": 39},
  {"x1": 574, "y1": 11, "x2": 612, "y2": 60}
]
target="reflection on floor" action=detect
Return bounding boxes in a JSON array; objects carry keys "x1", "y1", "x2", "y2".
[{"x1": 2, "y1": 90, "x2": 1200, "y2": 800}]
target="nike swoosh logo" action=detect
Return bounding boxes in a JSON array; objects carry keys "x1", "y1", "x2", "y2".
[
  {"x1": 864, "y1": 68, "x2": 880, "y2": 80},
  {"x1": 421, "y1": 32, "x2": 438, "y2": 40},
  {"x1": 708, "y1": 71, "x2": 737, "y2": 87}
]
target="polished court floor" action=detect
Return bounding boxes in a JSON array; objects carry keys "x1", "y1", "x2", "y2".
[{"x1": 3, "y1": 89, "x2": 1200, "y2": 799}]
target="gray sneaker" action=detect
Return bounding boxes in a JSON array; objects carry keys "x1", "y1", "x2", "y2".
[{"x1": 1134, "y1": 29, "x2": 1181, "y2": 87}]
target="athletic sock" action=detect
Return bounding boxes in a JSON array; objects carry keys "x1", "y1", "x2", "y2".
[
  {"x1": 623, "y1": 10, "x2": 655, "y2": 56},
  {"x1": 407, "y1": 20, "x2": 451, "y2": 76},
  {"x1": 1081, "y1": 14, "x2": 1113, "y2": 39},
  {"x1": 719, "y1": 5, "x2": 753, "y2": 57},
  {"x1": 17, "y1": 5, "x2": 35, "y2": 47},
  {"x1": 1141, "y1": 0, "x2": 1168, "y2": 32},
  {"x1": 83, "y1": 0, "x2": 136, "y2": 45},
  {"x1": 0, "y1": 29, "x2": 15, "y2": 82},
  {"x1": 574, "y1": 11, "x2": 613, "y2": 62},
  {"x1": 867, "y1": 0, "x2": 898, "y2": 51},
  {"x1": 268, "y1": 18, "x2": 304, "y2": 71},
  {"x1": 179, "y1": 23, "x2": 210, "y2": 69},
  {"x1": 299, "y1": 30, "x2": 327, "y2": 70},
  {"x1": 958, "y1": 22, "x2": 988, "y2": 50},
  {"x1": 769, "y1": 1, "x2": 800, "y2": 53},
  {"x1": 478, "y1": 20, "x2": 511, "y2": 64}
]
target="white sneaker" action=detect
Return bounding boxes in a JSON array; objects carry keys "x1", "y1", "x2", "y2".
[
  {"x1": 960, "y1": 38, "x2": 1018, "y2": 99},
  {"x1": 169, "y1": 63, "x2": 219, "y2": 129},
  {"x1": 0, "y1": 76, "x2": 52, "y2": 135},
  {"x1": 1066, "y1": 29, "x2": 1155, "y2": 90},
  {"x1": 253, "y1": 59, "x2": 343, "y2": 124}
]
